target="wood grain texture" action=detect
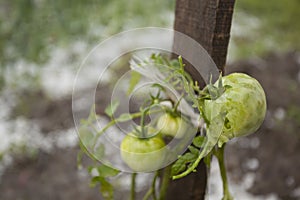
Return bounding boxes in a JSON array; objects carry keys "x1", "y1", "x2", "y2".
[{"x1": 173, "y1": 0, "x2": 235, "y2": 84}]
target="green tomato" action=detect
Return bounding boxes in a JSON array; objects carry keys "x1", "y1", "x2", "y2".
[
  {"x1": 156, "y1": 113, "x2": 187, "y2": 138},
  {"x1": 120, "y1": 133, "x2": 166, "y2": 172},
  {"x1": 204, "y1": 73, "x2": 267, "y2": 147}
]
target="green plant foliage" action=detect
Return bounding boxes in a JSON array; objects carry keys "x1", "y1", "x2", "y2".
[
  {"x1": 233, "y1": 0, "x2": 300, "y2": 58},
  {"x1": 0, "y1": 0, "x2": 174, "y2": 66},
  {"x1": 78, "y1": 53, "x2": 268, "y2": 199},
  {"x1": 1, "y1": 0, "x2": 298, "y2": 76},
  {"x1": 104, "y1": 100, "x2": 120, "y2": 118},
  {"x1": 90, "y1": 175, "x2": 114, "y2": 200},
  {"x1": 78, "y1": 107, "x2": 120, "y2": 199},
  {"x1": 127, "y1": 71, "x2": 142, "y2": 95},
  {"x1": 287, "y1": 105, "x2": 300, "y2": 127}
]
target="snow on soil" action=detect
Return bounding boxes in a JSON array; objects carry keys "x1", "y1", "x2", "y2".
[{"x1": 207, "y1": 158, "x2": 279, "y2": 200}]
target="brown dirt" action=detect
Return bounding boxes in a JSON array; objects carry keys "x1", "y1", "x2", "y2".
[{"x1": 0, "y1": 148, "x2": 102, "y2": 200}]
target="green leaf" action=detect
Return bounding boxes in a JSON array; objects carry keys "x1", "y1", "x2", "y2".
[
  {"x1": 78, "y1": 105, "x2": 99, "y2": 149},
  {"x1": 192, "y1": 136, "x2": 205, "y2": 148},
  {"x1": 87, "y1": 166, "x2": 94, "y2": 174},
  {"x1": 90, "y1": 176, "x2": 102, "y2": 187},
  {"x1": 224, "y1": 85, "x2": 232, "y2": 90},
  {"x1": 105, "y1": 100, "x2": 120, "y2": 118},
  {"x1": 151, "y1": 83, "x2": 165, "y2": 92},
  {"x1": 172, "y1": 113, "x2": 225, "y2": 179},
  {"x1": 78, "y1": 125, "x2": 94, "y2": 146},
  {"x1": 99, "y1": 177, "x2": 114, "y2": 200},
  {"x1": 79, "y1": 105, "x2": 98, "y2": 132},
  {"x1": 79, "y1": 141, "x2": 97, "y2": 161},
  {"x1": 97, "y1": 165, "x2": 119, "y2": 178},
  {"x1": 90, "y1": 176, "x2": 114, "y2": 200},
  {"x1": 171, "y1": 153, "x2": 198, "y2": 176},
  {"x1": 188, "y1": 145, "x2": 199, "y2": 155},
  {"x1": 127, "y1": 70, "x2": 141, "y2": 95},
  {"x1": 89, "y1": 165, "x2": 118, "y2": 200},
  {"x1": 77, "y1": 150, "x2": 84, "y2": 169},
  {"x1": 94, "y1": 143, "x2": 105, "y2": 159},
  {"x1": 171, "y1": 159, "x2": 186, "y2": 176},
  {"x1": 207, "y1": 112, "x2": 226, "y2": 141},
  {"x1": 86, "y1": 104, "x2": 98, "y2": 123},
  {"x1": 116, "y1": 113, "x2": 132, "y2": 122}
]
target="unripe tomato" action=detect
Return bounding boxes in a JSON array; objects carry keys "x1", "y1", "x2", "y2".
[
  {"x1": 120, "y1": 133, "x2": 166, "y2": 172},
  {"x1": 204, "y1": 73, "x2": 266, "y2": 146},
  {"x1": 156, "y1": 113, "x2": 187, "y2": 138}
]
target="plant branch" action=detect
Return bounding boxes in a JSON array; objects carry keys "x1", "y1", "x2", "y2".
[
  {"x1": 159, "y1": 166, "x2": 171, "y2": 200},
  {"x1": 130, "y1": 173, "x2": 137, "y2": 200},
  {"x1": 214, "y1": 144, "x2": 233, "y2": 200}
]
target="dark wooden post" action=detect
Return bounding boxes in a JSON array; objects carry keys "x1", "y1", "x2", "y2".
[
  {"x1": 167, "y1": 0, "x2": 235, "y2": 199},
  {"x1": 173, "y1": 0, "x2": 235, "y2": 73}
]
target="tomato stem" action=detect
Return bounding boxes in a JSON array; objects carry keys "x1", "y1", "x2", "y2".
[
  {"x1": 152, "y1": 171, "x2": 158, "y2": 200},
  {"x1": 130, "y1": 173, "x2": 137, "y2": 200},
  {"x1": 92, "y1": 109, "x2": 161, "y2": 148},
  {"x1": 142, "y1": 188, "x2": 152, "y2": 200},
  {"x1": 215, "y1": 144, "x2": 233, "y2": 200},
  {"x1": 142, "y1": 171, "x2": 158, "y2": 200},
  {"x1": 173, "y1": 95, "x2": 183, "y2": 113},
  {"x1": 159, "y1": 165, "x2": 171, "y2": 200},
  {"x1": 140, "y1": 108, "x2": 148, "y2": 138}
]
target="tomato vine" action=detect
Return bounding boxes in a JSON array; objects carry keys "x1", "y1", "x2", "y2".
[{"x1": 77, "y1": 53, "x2": 266, "y2": 200}]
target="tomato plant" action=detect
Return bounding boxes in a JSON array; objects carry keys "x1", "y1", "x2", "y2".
[{"x1": 78, "y1": 54, "x2": 267, "y2": 200}]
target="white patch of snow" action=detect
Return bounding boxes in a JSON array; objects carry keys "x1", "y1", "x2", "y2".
[
  {"x1": 285, "y1": 176, "x2": 295, "y2": 187},
  {"x1": 292, "y1": 187, "x2": 300, "y2": 198},
  {"x1": 245, "y1": 158, "x2": 260, "y2": 171},
  {"x1": 54, "y1": 128, "x2": 78, "y2": 149},
  {"x1": 274, "y1": 107, "x2": 286, "y2": 121},
  {"x1": 207, "y1": 158, "x2": 279, "y2": 200},
  {"x1": 0, "y1": 116, "x2": 78, "y2": 156},
  {"x1": 231, "y1": 12, "x2": 261, "y2": 38},
  {"x1": 250, "y1": 137, "x2": 260, "y2": 149},
  {"x1": 227, "y1": 11, "x2": 262, "y2": 62},
  {"x1": 0, "y1": 154, "x2": 13, "y2": 181},
  {"x1": 110, "y1": 172, "x2": 154, "y2": 193},
  {"x1": 265, "y1": 110, "x2": 275, "y2": 129},
  {"x1": 0, "y1": 105, "x2": 79, "y2": 182},
  {"x1": 40, "y1": 41, "x2": 95, "y2": 99}
]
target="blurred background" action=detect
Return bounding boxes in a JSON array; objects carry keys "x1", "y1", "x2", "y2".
[{"x1": 0, "y1": 0, "x2": 300, "y2": 199}]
